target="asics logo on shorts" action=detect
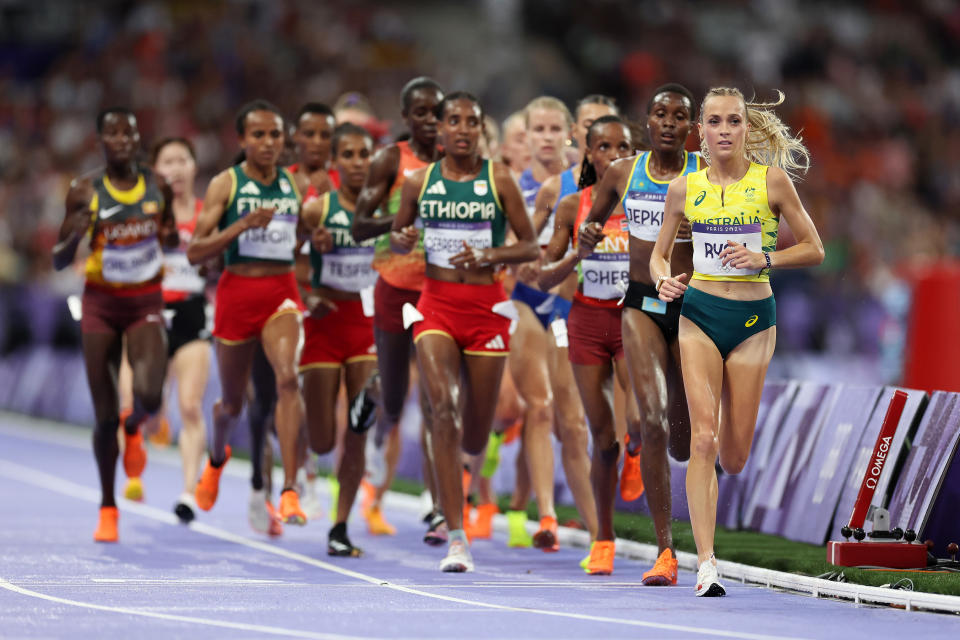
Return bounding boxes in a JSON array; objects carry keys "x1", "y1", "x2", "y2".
[
  {"x1": 745, "y1": 314, "x2": 758, "y2": 327},
  {"x1": 239, "y1": 182, "x2": 261, "y2": 196},
  {"x1": 425, "y1": 181, "x2": 447, "y2": 196},
  {"x1": 484, "y1": 335, "x2": 506, "y2": 350}
]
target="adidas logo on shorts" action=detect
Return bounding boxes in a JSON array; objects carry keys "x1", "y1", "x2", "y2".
[
  {"x1": 425, "y1": 181, "x2": 446, "y2": 196},
  {"x1": 484, "y1": 335, "x2": 506, "y2": 350},
  {"x1": 240, "y1": 181, "x2": 261, "y2": 196}
]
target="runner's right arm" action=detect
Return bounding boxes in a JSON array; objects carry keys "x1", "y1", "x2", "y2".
[
  {"x1": 537, "y1": 192, "x2": 580, "y2": 290},
  {"x1": 52, "y1": 178, "x2": 94, "y2": 271},
  {"x1": 389, "y1": 166, "x2": 426, "y2": 254},
  {"x1": 578, "y1": 156, "x2": 628, "y2": 256},
  {"x1": 186, "y1": 170, "x2": 273, "y2": 265},
  {"x1": 351, "y1": 145, "x2": 400, "y2": 242}
]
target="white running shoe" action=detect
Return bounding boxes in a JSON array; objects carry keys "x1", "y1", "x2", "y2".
[
  {"x1": 439, "y1": 540, "x2": 474, "y2": 573},
  {"x1": 695, "y1": 560, "x2": 726, "y2": 597},
  {"x1": 296, "y1": 468, "x2": 324, "y2": 521},
  {"x1": 248, "y1": 488, "x2": 272, "y2": 534}
]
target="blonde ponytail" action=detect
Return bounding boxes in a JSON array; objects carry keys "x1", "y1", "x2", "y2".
[{"x1": 699, "y1": 87, "x2": 810, "y2": 179}]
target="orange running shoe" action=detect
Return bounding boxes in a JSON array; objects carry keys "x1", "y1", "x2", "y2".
[
  {"x1": 123, "y1": 429, "x2": 147, "y2": 478},
  {"x1": 465, "y1": 502, "x2": 498, "y2": 540},
  {"x1": 619, "y1": 434, "x2": 644, "y2": 502},
  {"x1": 642, "y1": 548, "x2": 679, "y2": 586},
  {"x1": 147, "y1": 416, "x2": 172, "y2": 447},
  {"x1": 94, "y1": 506, "x2": 119, "y2": 543},
  {"x1": 360, "y1": 479, "x2": 376, "y2": 512},
  {"x1": 265, "y1": 501, "x2": 284, "y2": 538},
  {"x1": 533, "y1": 515, "x2": 559, "y2": 552},
  {"x1": 195, "y1": 446, "x2": 231, "y2": 511},
  {"x1": 502, "y1": 419, "x2": 523, "y2": 445},
  {"x1": 586, "y1": 540, "x2": 615, "y2": 575},
  {"x1": 462, "y1": 468, "x2": 472, "y2": 500},
  {"x1": 280, "y1": 489, "x2": 307, "y2": 525},
  {"x1": 364, "y1": 505, "x2": 397, "y2": 536}
]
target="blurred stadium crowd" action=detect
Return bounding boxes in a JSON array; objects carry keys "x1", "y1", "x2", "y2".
[{"x1": 1, "y1": 0, "x2": 958, "y2": 382}]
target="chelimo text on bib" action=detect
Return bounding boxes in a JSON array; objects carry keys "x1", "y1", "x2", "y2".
[{"x1": 102, "y1": 238, "x2": 163, "y2": 283}]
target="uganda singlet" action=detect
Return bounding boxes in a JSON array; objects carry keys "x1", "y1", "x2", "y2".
[
  {"x1": 309, "y1": 191, "x2": 377, "y2": 292},
  {"x1": 85, "y1": 167, "x2": 165, "y2": 292},
  {"x1": 684, "y1": 162, "x2": 777, "y2": 282},
  {"x1": 371, "y1": 141, "x2": 429, "y2": 290},
  {"x1": 417, "y1": 159, "x2": 506, "y2": 267},
  {"x1": 220, "y1": 165, "x2": 301, "y2": 266}
]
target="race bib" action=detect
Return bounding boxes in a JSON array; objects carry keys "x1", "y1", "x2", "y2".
[
  {"x1": 581, "y1": 253, "x2": 629, "y2": 300},
  {"x1": 692, "y1": 222, "x2": 763, "y2": 277},
  {"x1": 423, "y1": 221, "x2": 492, "y2": 268},
  {"x1": 237, "y1": 214, "x2": 297, "y2": 260},
  {"x1": 320, "y1": 247, "x2": 377, "y2": 293},
  {"x1": 162, "y1": 250, "x2": 205, "y2": 294},
  {"x1": 101, "y1": 238, "x2": 162, "y2": 283},
  {"x1": 624, "y1": 191, "x2": 691, "y2": 243}
]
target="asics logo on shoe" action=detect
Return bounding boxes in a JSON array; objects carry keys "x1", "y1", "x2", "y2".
[
  {"x1": 240, "y1": 182, "x2": 261, "y2": 196},
  {"x1": 426, "y1": 181, "x2": 446, "y2": 195},
  {"x1": 328, "y1": 211, "x2": 351, "y2": 227},
  {"x1": 484, "y1": 335, "x2": 505, "y2": 350},
  {"x1": 99, "y1": 204, "x2": 124, "y2": 219}
]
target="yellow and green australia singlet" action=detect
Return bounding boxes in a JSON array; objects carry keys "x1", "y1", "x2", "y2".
[
  {"x1": 309, "y1": 191, "x2": 377, "y2": 292},
  {"x1": 220, "y1": 165, "x2": 301, "y2": 266},
  {"x1": 371, "y1": 141, "x2": 428, "y2": 290},
  {"x1": 684, "y1": 162, "x2": 777, "y2": 283},
  {"x1": 85, "y1": 167, "x2": 165, "y2": 291},
  {"x1": 416, "y1": 160, "x2": 506, "y2": 269}
]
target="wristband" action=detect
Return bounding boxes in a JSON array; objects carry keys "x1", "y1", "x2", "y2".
[
  {"x1": 655, "y1": 275, "x2": 668, "y2": 292},
  {"x1": 764, "y1": 252, "x2": 772, "y2": 270}
]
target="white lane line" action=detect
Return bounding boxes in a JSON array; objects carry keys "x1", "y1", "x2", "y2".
[
  {"x1": 0, "y1": 457, "x2": 811, "y2": 640},
  {"x1": 91, "y1": 578, "x2": 289, "y2": 585},
  {"x1": 0, "y1": 577, "x2": 367, "y2": 640}
]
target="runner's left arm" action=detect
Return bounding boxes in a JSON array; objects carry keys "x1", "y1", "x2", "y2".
[{"x1": 156, "y1": 173, "x2": 179, "y2": 249}]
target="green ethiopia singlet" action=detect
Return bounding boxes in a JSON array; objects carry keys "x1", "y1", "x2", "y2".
[
  {"x1": 220, "y1": 165, "x2": 301, "y2": 266},
  {"x1": 416, "y1": 160, "x2": 505, "y2": 269},
  {"x1": 309, "y1": 191, "x2": 377, "y2": 292}
]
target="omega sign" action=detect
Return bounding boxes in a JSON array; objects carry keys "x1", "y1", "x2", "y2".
[{"x1": 865, "y1": 436, "x2": 892, "y2": 490}]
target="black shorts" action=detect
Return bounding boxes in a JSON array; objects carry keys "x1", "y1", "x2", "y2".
[
  {"x1": 623, "y1": 280, "x2": 682, "y2": 344},
  {"x1": 166, "y1": 295, "x2": 209, "y2": 357}
]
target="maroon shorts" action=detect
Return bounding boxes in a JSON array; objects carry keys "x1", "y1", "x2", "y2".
[
  {"x1": 81, "y1": 284, "x2": 164, "y2": 334},
  {"x1": 213, "y1": 270, "x2": 304, "y2": 344},
  {"x1": 413, "y1": 278, "x2": 510, "y2": 356},
  {"x1": 300, "y1": 299, "x2": 376, "y2": 369},
  {"x1": 567, "y1": 298, "x2": 624, "y2": 366},
  {"x1": 373, "y1": 276, "x2": 421, "y2": 334}
]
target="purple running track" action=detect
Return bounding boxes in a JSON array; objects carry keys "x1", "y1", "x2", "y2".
[{"x1": 0, "y1": 414, "x2": 957, "y2": 640}]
